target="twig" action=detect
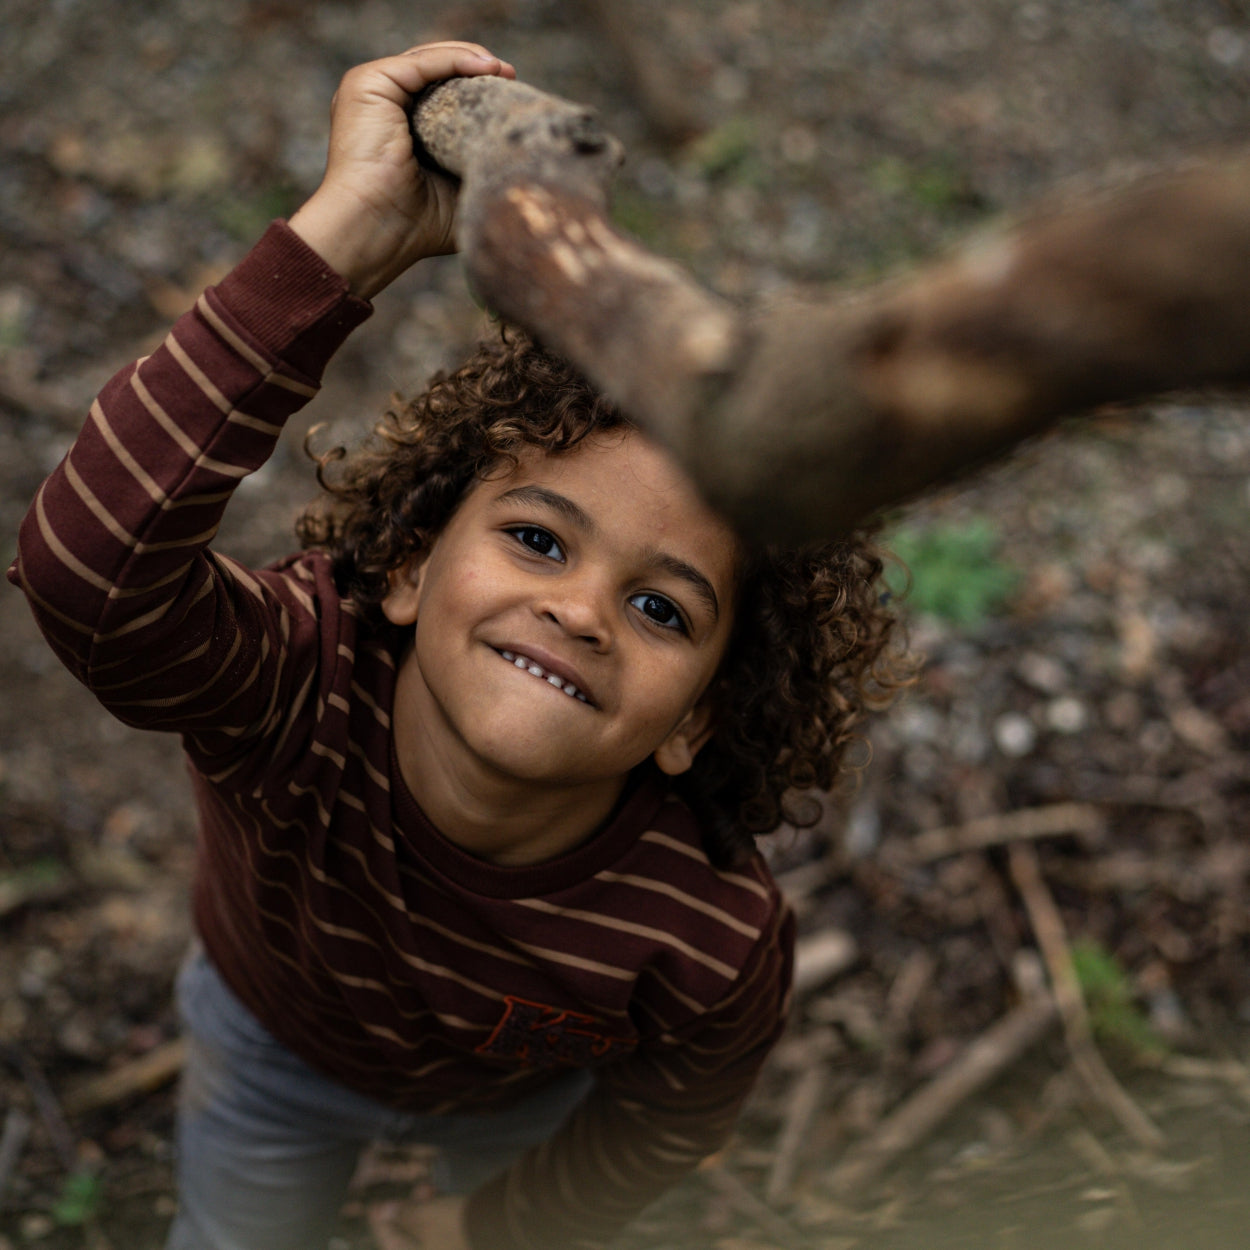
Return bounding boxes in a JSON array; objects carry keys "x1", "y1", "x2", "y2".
[
  {"x1": 765, "y1": 1060, "x2": 829, "y2": 1204},
  {"x1": 1006, "y1": 842, "x2": 1165, "y2": 1151},
  {"x1": 792, "y1": 928, "x2": 858, "y2": 995},
  {"x1": 827, "y1": 993, "x2": 1058, "y2": 1196},
  {"x1": 4, "y1": 1046, "x2": 78, "y2": 1171},
  {"x1": 701, "y1": 1165, "x2": 815, "y2": 1247},
  {"x1": 61, "y1": 1038, "x2": 187, "y2": 1116},
  {"x1": 0, "y1": 1107, "x2": 33, "y2": 1207},
  {"x1": 1159, "y1": 1055, "x2": 1250, "y2": 1108},
  {"x1": 908, "y1": 802, "x2": 1106, "y2": 862}
]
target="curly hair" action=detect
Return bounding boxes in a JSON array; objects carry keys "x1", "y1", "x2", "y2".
[{"x1": 297, "y1": 328, "x2": 913, "y2": 867}]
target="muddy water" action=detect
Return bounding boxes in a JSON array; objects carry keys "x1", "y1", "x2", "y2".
[{"x1": 809, "y1": 1074, "x2": 1250, "y2": 1250}]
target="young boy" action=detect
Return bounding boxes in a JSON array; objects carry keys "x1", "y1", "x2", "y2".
[{"x1": 9, "y1": 42, "x2": 906, "y2": 1250}]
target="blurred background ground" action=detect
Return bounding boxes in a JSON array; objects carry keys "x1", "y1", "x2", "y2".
[{"x1": 2, "y1": 0, "x2": 1250, "y2": 1247}]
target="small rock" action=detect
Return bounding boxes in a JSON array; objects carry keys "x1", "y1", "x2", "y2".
[
  {"x1": 1046, "y1": 696, "x2": 1089, "y2": 735},
  {"x1": 993, "y1": 712, "x2": 1036, "y2": 757},
  {"x1": 1016, "y1": 650, "x2": 1068, "y2": 695}
]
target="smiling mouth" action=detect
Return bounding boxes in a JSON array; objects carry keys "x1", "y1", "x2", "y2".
[{"x1": 498, "y1": 650, "x2": 591, "y2": 704}]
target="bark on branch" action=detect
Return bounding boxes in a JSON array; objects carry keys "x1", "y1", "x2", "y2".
[{"x1": 413, "y1": 77, "x2": 1250, "y2": 542}]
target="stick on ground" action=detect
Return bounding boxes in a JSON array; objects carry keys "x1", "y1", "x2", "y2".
[
  {"x1": 827, "y1": 993, "x2": 1058, "y2": 1196},
  {"x1": 1007, "y1": 842, "x2": 1165, "y2": 1151}
]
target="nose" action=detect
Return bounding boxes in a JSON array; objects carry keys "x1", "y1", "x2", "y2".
[{"x1": 534, "y1": 569, "x2": 613, "y2": 647}]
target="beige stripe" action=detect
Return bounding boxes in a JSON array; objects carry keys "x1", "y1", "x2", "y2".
[
  {"x1": 163, "y1": 486, "x2": 234, "y2": 510},
  {"x1": 212, "y1": 552, "x2": 264, "y2": 600},
  {"x1": 322, "y1": 969, "x2": 475, "y2": 1033},
  {"x1": 196, "y1": 292, "x2": 270, "y2": 375},
  {"x1": 255, "y1": 800, "x2": 510, "y2": 1006},
  {"x1": 640, "y1": 829, "x2": 772, "y2": 900},
  {"x1": 283, "y1": 575, "x2": 316, "y2": 619},
  {"x1": 93, "y1": 592, "x2": 173, "y2": 642},
  {"x1": 135, "y1": 527, "x2": 220, "y2": 554},
  {"x1": 9, "y1": 562, "x2": 94, "y2": 637},
  {"x1": 304, "y1": 893, "x2": 508, "y2": 1006},
  {"x1": 509, "y1": 940, "x2": 635, "y2": 982},
  {"x1": 33, "y1": 488, "x2": 114, "y2": 594},
  {"x1": 64, "y1": 456, "x2": 137, "y2": 548},
  {"x1": 111, "y1": 625, "x2": 244, "y2": 711},
  {"x1": 94, "y1": 567, "x2": 214, "y2": 643},
  {"x1": 324, "y1": 831, "x2": 541, "y2": 979},
  {"x1": 246, "y1": 806, "x2": 509, "y2": 1017},
  {"x1": 350, "y1": 681, "x2": 391, "y2": 728},
  {"x1": 91, "y1": 634, "x2": 212, "y2": 692},
  {"x1": 310, "y1": 740, "x2": 347, "y2": 770},
  {"x1": 327, "y1": 692, "x2": 350, "y2": 715},
  {"x1": 165, "y1": 331, "x2": 231, "y2": 414},
  {"x1": 270, "y1": 666, "x2": 317, "y2": 766},
  {"x1": 592, "y1": 870, "x2": 761, "y2": 938},
  {"x1": 516, "y1": 897, "x2": 738, "y2": 980},
  {"x1": 107, "y1": 560, "x2": 197, "y2": 601},
  {"x1": 89, "y1": 400, "x2": 167, "y2": 506},
  {"x1": 347, "y1": 739, "x2": 389, "y2": 791},
  {"x1": 228, "y1": 410, "x2": 283, "y2": 437},
  {"x1": 131, "y1": 368, "x2": 208, "y2": 459},
  {"x1": 195, "y1": 293, "x2": 317, "y2": 397},
  {"x1": 637, "y1": 965, "x2": 704, "y2": 1016}
]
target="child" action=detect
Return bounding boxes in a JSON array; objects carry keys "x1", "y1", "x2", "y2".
[{"x1": 9, "y1": 41, "x2": 907, "y2": 1250}]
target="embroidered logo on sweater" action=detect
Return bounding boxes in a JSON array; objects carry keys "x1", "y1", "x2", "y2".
[{"x1": 477, "y1": 996, "x2": 636, "y2": 1067}]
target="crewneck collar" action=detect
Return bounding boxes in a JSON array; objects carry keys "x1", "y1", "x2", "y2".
[{"x1": 388, "y1": 740, "x2": 669, "y2": 899}]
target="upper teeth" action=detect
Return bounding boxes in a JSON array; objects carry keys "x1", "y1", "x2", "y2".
[{"x1": 499, "y1": 651, "x2": 589, "y2": 702}]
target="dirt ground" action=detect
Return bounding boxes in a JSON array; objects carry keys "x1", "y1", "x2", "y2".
[{"x1": 3, "y1": 1, "x2": 1250, "y2": 1247}]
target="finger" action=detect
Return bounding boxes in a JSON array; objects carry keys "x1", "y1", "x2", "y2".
[
  {"x1": 396, "y1": 41, "x2": 516, "y2": 82},
  {"x1": 330, "y1": 44, "x2": 513, "y2": 118}
]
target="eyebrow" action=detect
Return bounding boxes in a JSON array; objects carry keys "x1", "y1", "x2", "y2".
[
  {"x1": 494, "y1": 484, "x2": 721, "y2": 623},
  {"x1": 496, "y1": 485, "x2": 596, "y2": 533}
]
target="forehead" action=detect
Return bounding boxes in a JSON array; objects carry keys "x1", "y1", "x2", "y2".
[{"x1": 482, "y1": 430, "x2": 740, "y2": 583}]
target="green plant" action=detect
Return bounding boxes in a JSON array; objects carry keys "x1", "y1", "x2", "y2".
[
  {"x1": 1071, "y1": 938, "x2": 1165, "y2": 1060},
  {"x1": 609, "y1": 185, "x2": 670, "y2": 250},
  {"x1": 212, "y1": 183, "x2": 301, "y2": 242},
  {"x1": 870, "y1": 154, "x2": 981, "y2": 213},
  {"x1": 52, "y1": 1170, "x2": 104, "y2": 1226},
  {"x1": 884, "y1": 517, "x2": 1020, "y2": 625},
  {"x1": 685, "y1": 116, "x2": 759, "y2": 181}
]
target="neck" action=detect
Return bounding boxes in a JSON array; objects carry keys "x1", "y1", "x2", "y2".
[{"x1": 392, "y1": 660, "x2": 626, "y2": 867}]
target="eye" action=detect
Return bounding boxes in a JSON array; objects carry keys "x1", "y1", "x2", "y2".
[
  {"x1": 629, "y1": 591, "x2": 687, "y2": 634},
  {"x1": 508, "y1": 525, "x2": 565, "y2": 562}
]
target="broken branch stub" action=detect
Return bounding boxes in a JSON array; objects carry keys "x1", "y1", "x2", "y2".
[
  {"x1": 413, "y1": 77, "x2": 1250, "y2": 543},
  {"x1": 413, "y1": 76, "x2": 742, "y2": 449}
]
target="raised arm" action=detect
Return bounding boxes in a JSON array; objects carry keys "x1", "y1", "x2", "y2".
[{"x1": 8, "y1": 45, "x2": 514, "y2": 753}]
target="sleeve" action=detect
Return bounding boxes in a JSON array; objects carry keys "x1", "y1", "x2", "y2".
[
  {"x1": 7, "y1": 222, "x2": 372, "y2": 773},
  {"x1": 463, "y1": 899, "x2": 795, "y2": 1250}
]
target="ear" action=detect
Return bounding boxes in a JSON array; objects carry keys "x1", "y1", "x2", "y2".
[
  {"x1": 379, "y1": 555, "x2": 426, "y2": 627},
  {"x1": 652, "y1": 701, "x2": 716, "y2": 777}
]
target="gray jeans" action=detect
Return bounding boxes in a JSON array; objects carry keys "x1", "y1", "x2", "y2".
[{"x1": 165, "y1": 947, "x2": 592, "y2": 1250}]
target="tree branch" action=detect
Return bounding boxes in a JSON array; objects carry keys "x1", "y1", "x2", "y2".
[{"x1": 413, "y1": 77, "x2": 1250, "y2": 541}]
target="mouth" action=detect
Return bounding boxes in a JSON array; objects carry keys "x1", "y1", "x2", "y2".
[{"x1": 497, "y1": 649, "x2": 593, "y2": 706}]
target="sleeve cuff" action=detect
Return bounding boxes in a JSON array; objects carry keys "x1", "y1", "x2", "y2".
[{"x1": 206, "y1": 220, "x2": 374, "y2": 382}]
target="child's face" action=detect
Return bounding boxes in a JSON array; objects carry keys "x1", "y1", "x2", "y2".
[{"x1": 382, "y1": 428, "x2": 738, "y2": 795}]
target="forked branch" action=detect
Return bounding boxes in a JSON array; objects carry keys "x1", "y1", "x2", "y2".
[{"x1": 413, "y1": 76, "x2": 1250, "y2": 541}]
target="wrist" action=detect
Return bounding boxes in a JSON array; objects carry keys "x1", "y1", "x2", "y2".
[{"x1": 288, "y1": 190, "x2": 418, "y2": 300}]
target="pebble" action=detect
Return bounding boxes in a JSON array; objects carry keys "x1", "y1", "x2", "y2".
[
  {"x1": 1016, "y1": 650, "x2": 1069, "y2": 695},
  {"x1": 993, "y1": 712, "x2": 1037, "y2": 757},
  {"x1": 1046, "y1": 696, "x2": 1089, "y2": 735}
]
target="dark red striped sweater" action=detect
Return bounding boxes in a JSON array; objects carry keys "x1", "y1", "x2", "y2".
[{"x1": 9, "y1": 222, "x2": 794, "y2": 1250}]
